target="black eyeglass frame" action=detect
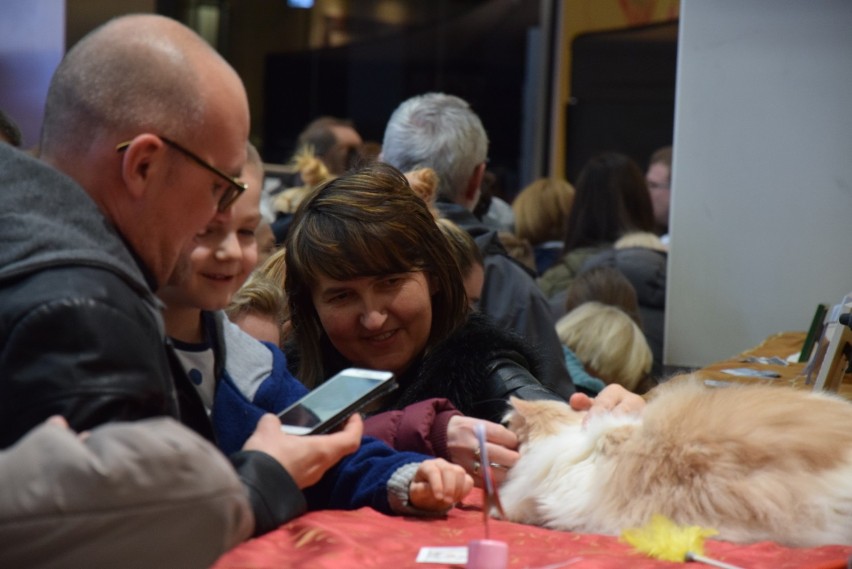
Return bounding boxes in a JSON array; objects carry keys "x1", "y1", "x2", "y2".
[{"x1": 116, "y1": 136, "x2": 247, "y2": 212}]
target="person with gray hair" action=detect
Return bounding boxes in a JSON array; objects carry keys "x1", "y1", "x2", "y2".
[
  {"x1": 0, "y1": 14, "x2": 331, "y2": 560},
  {"x1": 382, "y1": 95, "x2": 488, "y2": 208},
  {"x1": 381, "y1": 93, "x2": 576, "y2": 399}
]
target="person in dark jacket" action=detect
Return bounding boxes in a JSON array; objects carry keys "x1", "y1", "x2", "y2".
[
  {"x1": 284, "y1": 163, "x2": 646, "y2": 481},
  {"x1": 380, "y1": 93, "x2": 575, "y2": 400},
  {"x1": 159, "y1": 150, "x2": 471, "y2": 516},
  {"x1": 0, "y1": 14, "x2": 335, "y2": 541},
  {"x1": 285, "y1": 163, "x2": 562, "y2": 418},
  {"x1": 579, "y1": 232, "x2": 668, "y2": 379},
  {"x1": 539, "y1": 152, "x2": 657, "y2": 299}
]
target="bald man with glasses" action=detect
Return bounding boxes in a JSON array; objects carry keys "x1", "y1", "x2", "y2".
[{"x1": 0, "y1": 14, "x2": 360, "y2": 563}]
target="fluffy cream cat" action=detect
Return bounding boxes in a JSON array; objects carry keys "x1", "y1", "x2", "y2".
[{"x1": 499, "y1": 376, "x2": 852, "y2": 547}]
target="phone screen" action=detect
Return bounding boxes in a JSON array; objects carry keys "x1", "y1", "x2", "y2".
[{"x1": 278, "y1": 368, "x2": 396, "y2": 435}]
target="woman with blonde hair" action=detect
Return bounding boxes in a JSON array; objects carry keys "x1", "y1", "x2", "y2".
[
  {"x1": 578, "y1": 230, "x2": 668, "y2": 378},
  {"x1": 225, "y1": 272, "x2": 289, "y2": 347},
  {"x1": 271, "y1": 148, "x2": 334, "y2": 215},
  {"x1": 512, "y1": 177, "x2": 575, "y2": 274},
  {"x1": 556, "y1": 301, "x2": 652, "y2": 394},
  {"x1": 229, "y1": 246, "x2": 293, "y2": 347}
]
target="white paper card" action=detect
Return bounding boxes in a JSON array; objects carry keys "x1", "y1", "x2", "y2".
[{"x1": 416, "y1": 546, "x2": 468, "y2": 564}]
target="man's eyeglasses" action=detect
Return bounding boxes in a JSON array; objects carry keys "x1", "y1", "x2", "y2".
[{"x1": 116, "y1": 136, "x2": 247, "y2": 212}]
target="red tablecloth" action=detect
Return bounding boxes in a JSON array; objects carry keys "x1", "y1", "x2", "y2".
[{"x1": 212, "y1": 489, "x2": 852, "y2": 569}]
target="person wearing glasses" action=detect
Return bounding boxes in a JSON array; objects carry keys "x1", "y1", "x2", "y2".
[
  {"x1": 0, "y1": 14, "x2": 321, "y2": 561},
  {"x1": 157, "y1": 147, "x2": 471, "y2": 520}
]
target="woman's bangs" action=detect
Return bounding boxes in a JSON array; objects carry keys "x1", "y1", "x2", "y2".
[{"x1": 304, "y1": 216, "x2": 424, "y2": 282}]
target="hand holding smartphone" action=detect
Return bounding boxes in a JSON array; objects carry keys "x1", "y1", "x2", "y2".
[{"x1": 278, "y1": 368, "x2": 397, "y2": 435}]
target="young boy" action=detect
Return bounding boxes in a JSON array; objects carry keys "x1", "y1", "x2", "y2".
[{"x1": 157, "y1": 144, "x2": 471, "y2": 521}]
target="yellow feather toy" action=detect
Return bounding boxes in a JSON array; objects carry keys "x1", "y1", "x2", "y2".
[{"x1": 622, "y1": 515, "x2": 744, "y2": 569}]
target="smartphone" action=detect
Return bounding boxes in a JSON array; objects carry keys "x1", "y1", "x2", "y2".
[{"x1": 278, "y1": 368, "x2": 397, "y2": 435}]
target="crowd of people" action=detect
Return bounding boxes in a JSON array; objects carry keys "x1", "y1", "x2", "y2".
[{"x1": 0, "y1": 13, "x2": 671, "y2": 568}]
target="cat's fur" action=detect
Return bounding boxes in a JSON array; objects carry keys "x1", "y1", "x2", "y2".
[{"x1": 499, "y1": 376, "x2": 852, "y2": 547}]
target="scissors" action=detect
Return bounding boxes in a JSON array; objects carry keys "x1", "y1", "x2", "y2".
[{"x1": 474, "y1": 423, "x2": 507, "y2": 538}]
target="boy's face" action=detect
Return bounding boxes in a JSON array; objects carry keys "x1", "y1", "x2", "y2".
[{"x1": 173, "y1": 163, "x2": 264, "y2": 311}]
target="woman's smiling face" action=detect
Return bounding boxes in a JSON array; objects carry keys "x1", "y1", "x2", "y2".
[{"x1": 311, "y1": 271, "x2": 434, "y2": 377}]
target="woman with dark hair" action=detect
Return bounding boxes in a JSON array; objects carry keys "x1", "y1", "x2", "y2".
[
  {"x1": 284, "y1": 162, "x2": 645, "y2": 482},
  {"x1": 539, "y1": 152, "x2": 655, "y2": 298},
  {"x1": 284, "y1": 162, "x2": 556, "y2": 417}
]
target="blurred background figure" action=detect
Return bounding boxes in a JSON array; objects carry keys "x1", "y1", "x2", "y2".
[
  {"x1": 235, "y1": 247, "x2": 292, "y2": 346},
  {"x1": 558, "y1": 265, "x2": 656, "y2": 394},
  {"x1": 474, "y1": 169, "x2": 515, "y2": 233},
  {"x1": 226, "y1": 272, "x2": 289, "y2": 347},
  {"x1": 263, "y1": 117, "x2": 364, "y2": 239},
  {"x1": 556, "y1": 301, "x2": 653, "y2": 395},
  {"x1": 578, "y1": 232, "x2": 668, "y2": 379},
  {"x1": 296, "y1": 116, "x2": 363, "y2": 176},
  {"x1": 436, "y1": 218, "x2": 485, "y2": 309},
  {"x1": 563, "y1": 265, "x2": 642, "y2": 326},
  {"x1": 512, "y1": 177, "x2": 575, "y2": 275},
  {"x1": 242, "y1": 143, "x2": 278, "y2": 266},
  {"x1": 645, "y1": 145, "x2": 672, "y2": 244},
  {"x1": 278, "y1": 148, "x2": 332, "y2": 207},
  {"x1": 538, "y1": 151, "x2": 655, "y2": 299}
]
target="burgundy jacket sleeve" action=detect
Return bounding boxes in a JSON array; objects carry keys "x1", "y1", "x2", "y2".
[{"x1": 364, "y1": 398, "x2": 462, "y2": 460}]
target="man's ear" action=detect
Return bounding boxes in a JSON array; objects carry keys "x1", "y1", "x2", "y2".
[
  {"x1": 118, "y1": 134, "x2": 166, "y2": 199},
  {"x1": 462, "y1": 162, "x2": 486, "y2": 207}
]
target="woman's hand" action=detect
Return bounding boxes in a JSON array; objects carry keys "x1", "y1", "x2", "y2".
[
  {"x1": 446, "y1": 415, "x2": 518, "y2": 487},
  {"x1": 569, "y1": 384, "x2": 646, "y2": 422},
  {"x1": 408, "y1": 458, "x2": 473, "y2": 511},
  {"x1": 243, "y1": 413, "x2": 363, "y2": 489}
]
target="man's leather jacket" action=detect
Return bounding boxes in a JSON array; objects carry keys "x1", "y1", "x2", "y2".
[{"x1": 0, "y1": 143, "x2": 300, "y2": 536}]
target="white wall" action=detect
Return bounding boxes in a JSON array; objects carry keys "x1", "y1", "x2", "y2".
[{"x1": 666, "y1": 0, "x2": 852, "y2": 366}]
